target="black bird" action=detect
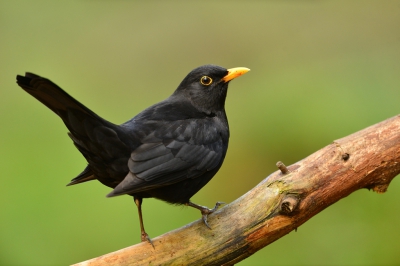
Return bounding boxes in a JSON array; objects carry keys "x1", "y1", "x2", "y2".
[{"x1": 16, "y1": 65, "x2": 249, "y2": 245}]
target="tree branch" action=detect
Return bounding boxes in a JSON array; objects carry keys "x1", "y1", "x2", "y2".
[{"x1": 73, "y1": 115, "x2": 400, "y2": 266}]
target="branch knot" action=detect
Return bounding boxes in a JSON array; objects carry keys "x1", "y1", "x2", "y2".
[{"x1": 280, "y1": 195, "x2": 299, "y2": 215}]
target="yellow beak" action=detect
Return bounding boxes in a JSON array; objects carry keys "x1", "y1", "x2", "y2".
[{"x1": 222, "y1": 67, "x2": 250, "y2": 83}]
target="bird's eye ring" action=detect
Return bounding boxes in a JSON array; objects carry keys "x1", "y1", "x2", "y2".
[{"x1": 200, "y1": 76, "x2": 213, "y2": 86}]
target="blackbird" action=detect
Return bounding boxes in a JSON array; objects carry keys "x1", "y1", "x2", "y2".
[{"x1": 16, "y1": 65, "x2": 249, "y2": 245}]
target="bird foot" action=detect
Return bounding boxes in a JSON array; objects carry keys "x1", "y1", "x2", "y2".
[
  {"x1": 186, "y1": 201, "x2": 225, "y2": 229},
  {"x1": 141, "y1": 232, "x2": 155, "y2": 248}
]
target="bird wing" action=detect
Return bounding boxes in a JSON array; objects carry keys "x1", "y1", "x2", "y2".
[{"x1": 107, "y1": 118, "x2": 226, "y2": 196}]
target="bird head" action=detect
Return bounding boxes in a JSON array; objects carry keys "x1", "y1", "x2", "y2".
[{"x1": 174, "y1": 65, "x2": 250, "y2": 115}]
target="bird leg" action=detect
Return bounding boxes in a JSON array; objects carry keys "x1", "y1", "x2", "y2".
[
  {"x1": 185, "y1": 201, "x2": 225, "y2": 229},
  {"x1": 134, "y1": 197, "x2": 154, "y2": 248}
]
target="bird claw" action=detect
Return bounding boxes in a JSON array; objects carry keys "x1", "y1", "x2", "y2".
[
  {"x1": 196, "y1": 201, "x2": 225, "y2": 229},
  {"x1": 141, "y1": 232, "x2": 155, "y2": 249}
]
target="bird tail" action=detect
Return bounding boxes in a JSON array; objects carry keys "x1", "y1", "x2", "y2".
[
  {"x1": 16, "y1": 73, "x2": 102, "y2": 125},
  {"x1": 16, "y1": 73, "x2": 116, "y2": 185}
]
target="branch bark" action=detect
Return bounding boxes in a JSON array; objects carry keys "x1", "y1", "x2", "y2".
[{"x1": 73, "y1": 115, "x2": 400, "y2": 266}]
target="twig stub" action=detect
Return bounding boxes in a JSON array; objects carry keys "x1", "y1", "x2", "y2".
[{"x1": 276, "y1": 161, "x2": 289, "y2": 174}]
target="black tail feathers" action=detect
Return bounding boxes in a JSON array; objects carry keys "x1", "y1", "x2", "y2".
[
  {"x1": 16, "y1": 73, "x2": 129, "y2": 189},
  {"x1": 16, "y1": 73, "x2": 99, "y2": 120}
]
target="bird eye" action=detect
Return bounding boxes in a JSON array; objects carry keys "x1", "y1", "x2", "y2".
[{"x1": 200, "y1": 76, "x2": 213, "y2": 86}]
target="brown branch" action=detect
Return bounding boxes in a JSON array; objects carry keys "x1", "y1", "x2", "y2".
[{"x1": 72, "y1": 115, "x2": 400, "y2": 266}]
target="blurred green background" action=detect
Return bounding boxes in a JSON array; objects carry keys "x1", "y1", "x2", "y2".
[{"x1": 1, "y1": 1, "x2": 400, "y2": 265}]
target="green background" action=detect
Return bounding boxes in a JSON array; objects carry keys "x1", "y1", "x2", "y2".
[{"x1": 1, "y1": 1, "x2": 400, "y2": 265}]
